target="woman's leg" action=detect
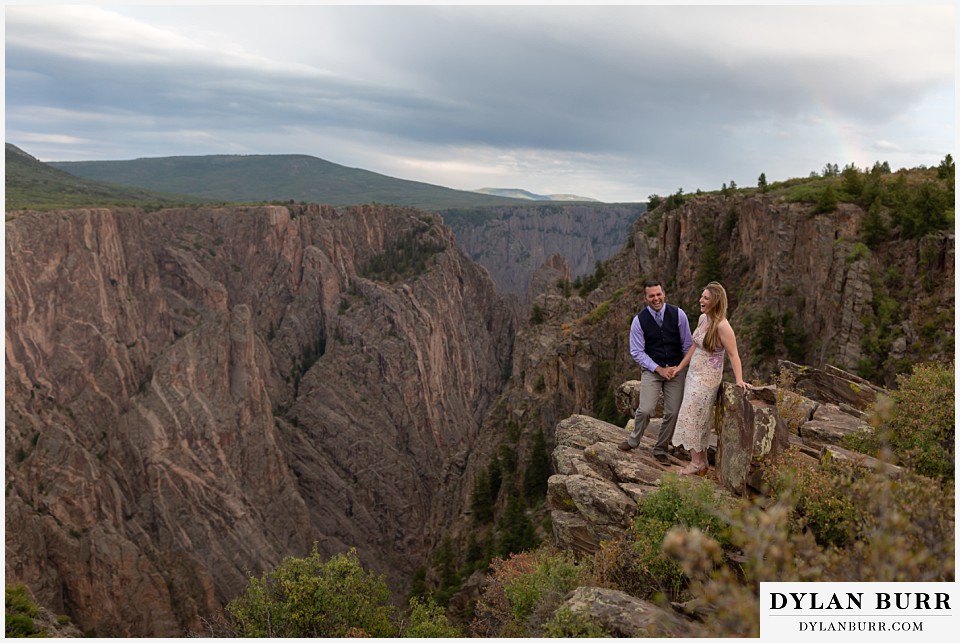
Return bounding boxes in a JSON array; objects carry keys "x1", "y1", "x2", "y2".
[
  {"x1": 680, "y1": 449, "x2": 705, "y2": 474},
  {"x1": 680, "y1": 448, "x2": 709, "y2": 475}
]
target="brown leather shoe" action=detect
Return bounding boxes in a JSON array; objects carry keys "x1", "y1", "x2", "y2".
[
  {"x1": 618, "y1": 441, "x2": 634, "y2": 452},
  {"x1": 654, "y1": 452, "x2": 670, "y2": 464}
]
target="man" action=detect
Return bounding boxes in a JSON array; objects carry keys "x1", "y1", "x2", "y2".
[{"x1": 619, "y1": 279, "x2": 692, "y2": 463}]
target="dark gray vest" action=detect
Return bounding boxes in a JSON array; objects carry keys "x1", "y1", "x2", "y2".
[{"x1": 637, "y1": 304, "x2": 684, "y2": 367}]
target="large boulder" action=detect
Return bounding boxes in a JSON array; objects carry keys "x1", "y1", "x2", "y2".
[
  {"x1": 715, "y1": 383, "x2": 790, "y2": 495},
  {"x1": 557, "y1": 586, "x2": 705, "y2": 637},
  {"x1": 778, "y1": 360, "x2": 884, "y2": 412},
  {"x1": 615, "y1": 379, "x2": 663, "y2": 418},
  {"x1": 543, "y1": 363, "x2": 897, "y2": 640},
  {"x1": 548, "y1": 414, "x2": 674, "y2": 555},
  {"x1": 820, "y1": 444, "x2": 903, "y2": 479},
  {"x1": 799, "y1": 402, "x2": 872, "y2": 451}
]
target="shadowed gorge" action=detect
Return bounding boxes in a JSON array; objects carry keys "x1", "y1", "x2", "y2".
[{"x1": 5, "y1": 203, "x2": 517, "y2": 636}]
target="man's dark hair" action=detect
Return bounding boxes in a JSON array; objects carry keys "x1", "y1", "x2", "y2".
[{"x1": 643, "y1": 279, "x2": 664, "y2": 291}]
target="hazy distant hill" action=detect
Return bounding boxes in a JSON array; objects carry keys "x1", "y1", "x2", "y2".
[
  {"x1": 5, "y1": 144, "x2": 207, "y2": 210},
  {"x1": 473, "y1": 187, "x2": 599, "y2": 202},
  {"x1": 12, "y1": 145, "x2": 642, "y2": 298},
  {"x1": 49, "y1": 153, "x2": 535, "y2": 211}
]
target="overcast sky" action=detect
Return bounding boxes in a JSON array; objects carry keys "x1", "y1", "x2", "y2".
[{"x1": 4, "y1": 3, "x2": 956, "y2": 202}]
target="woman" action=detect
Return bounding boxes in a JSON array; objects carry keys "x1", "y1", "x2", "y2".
[{"x1": 671, "y1": 281, "x2": 749, "y2": 476}]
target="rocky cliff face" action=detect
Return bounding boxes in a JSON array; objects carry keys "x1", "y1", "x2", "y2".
[
  {"x1": 443, "y1": 204, "x2": 644, "y2": 298},
  {"x1": 5, "y1": 204, "x2": 517, "y2": 636},
  {"x1": 644, "y1": 197, "x2": 954, "y2": 382},
  {"x1": 458, "y1": 193, "x2": 953, "y2": 494},
  {"x1": 541, "y1": 364, "x2": 901, "y2": 636}
]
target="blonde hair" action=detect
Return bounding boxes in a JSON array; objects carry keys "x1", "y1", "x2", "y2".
[{"x1": 702, "y1": 281, "x2": 728, "y2": 353}]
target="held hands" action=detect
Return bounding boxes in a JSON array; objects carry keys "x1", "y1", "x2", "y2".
[{"x1": 657, "y1": 365, "x2": 680, "y2": 380}]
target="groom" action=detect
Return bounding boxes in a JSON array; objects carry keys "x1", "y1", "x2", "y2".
[{"x1": 619, "y1": 279, "x2": 692, "y2": 463}]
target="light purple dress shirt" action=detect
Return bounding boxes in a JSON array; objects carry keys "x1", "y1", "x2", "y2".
[{"x1": 629, "y1": 305, "x2": 693, "y2": 373}]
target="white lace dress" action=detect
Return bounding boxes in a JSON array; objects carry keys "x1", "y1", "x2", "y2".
[{"x1": 672, "y1": 315, "x2": 725, "y2": 452}]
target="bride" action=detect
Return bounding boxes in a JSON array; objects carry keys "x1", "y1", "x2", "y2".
[{"x1": 670, "y1": 281, "x2": 750, "y2": 476}]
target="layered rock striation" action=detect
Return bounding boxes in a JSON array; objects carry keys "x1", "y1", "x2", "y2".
[{"x1": 5, "y1": 204, "x2": 517, "y2": 636}]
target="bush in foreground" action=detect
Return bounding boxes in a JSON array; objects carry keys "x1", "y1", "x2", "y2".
[
  {"x1": 225, "y1": 546, "x2": 462, "y2": 638},
  {"x1": 470, "y1": 548, "x2": 588, "y2": 637},
  {"x1": 843, "y1": 361, "x2": 954, "y2": 479}
]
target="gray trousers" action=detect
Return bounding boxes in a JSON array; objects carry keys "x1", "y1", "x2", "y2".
[{"x1": 627, "y1": 367, "x2": 686, "y2": 455}]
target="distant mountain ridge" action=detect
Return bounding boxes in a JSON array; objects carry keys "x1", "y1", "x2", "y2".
[
  {"x1": 47, "y1": 152, "x2": 541, "y2": 211},
  {"x1": 473, "y1": 187, "x2": 598, "y2": 202},
  {"x1": 5, "y1": 143, "x2": 208, "y2": 210},
  {"x1": 11, "y1": 144, "x2": 642, "y2": 299}
]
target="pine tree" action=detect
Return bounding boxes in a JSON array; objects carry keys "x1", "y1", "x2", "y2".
[
  {"x1": 696, "y1": 225, "x2": 722, "y2": 285},
  {"x1": 522, "y1": 429, "x2": 551, "y2": 503},
  {"x1": 470, "y1": 468, "x2": 494, "y2": 524},
  {"x1": 937, "y1": 153, "x2": 954, "y2": 180},
  {"x1": 530, "y1": 304, "x2": 545, "y2": 325},
  {"x1": 432, "y1": 536, "x2": 460, "y2": 606},
  {"x1": 488, "y1": 458, "x2": 503, "y2": 500},
  {"x1": 497, "y1": 484, "x2": 539, "y2": 557},
  {"x1": 842, "y1": 163, "x2": 863, "y2": 198},
  {"x1": 861, "y1": 199, "x2": 887, "y2": 247},
  {"x1": 814, "y1": 184, "x2": 838, "y2": 214}
]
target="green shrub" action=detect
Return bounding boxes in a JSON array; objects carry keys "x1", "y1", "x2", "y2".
[
  {"x1": 765, "y1": 450, "x2": 860, "y2": 547},
  {"x1": 663, "y1": 455, "x2": 954, "y2": 637},
  {"x1": 530, "y1": 304, "x2": 545, "y2": 325},
  {"x1": 401, "y1": 597, "x2": 462, "y2": 638},
  {"x1": 635, "y1": 476, "x2": 731, "y2": 547},
  {"x1": 360, "y1": 228, "x2": 446, "y2": 282},
  {"x1": 840, "y1": 424, "x2": 884, "y2": 456},
  {"x1": 504, "y1": 551, "x2": 582, "y2": 623},
  {"x1": 882, "y1": 362, "x2": 954, "y2": 478},
  {"x1": 603, "y1": 475, "x2": 734, "y2": 603},
  {"x1": 583, "y1": 300, "x2": 610, "y2": 325},
  {"x1": 533, "y1": 374, "x2": 546, "y2": 393},
  {"x1": 5, "y1": 613, "x2": 39, "y2": 638},
  {"x1": 226, "y1": 546, "x2": 396, "y2": 637},
  {"x1": 543, "y1": 606, "x2": 611, "y2": 638},
  {"x1": 845, "y1": 241, "x2": 870, "y2": 263},
  {"x1": 5, "y1": 584, "x2": 38, "y2": 618},
  {"x1": 842, "y1": 362, "x2": 954, "y2": 479},
  {"x1": 5, "y1": 584, "x2": 44, "y2": 638},
  {"x1": 630, "y1": 514, "x2": 687, "y2": 601},
  {"x1": 472, "y1": 548, "x2": 586, "y2": 637},
  {"x1": 814, "y1": 184, "x2": 838, "y2": 213}
]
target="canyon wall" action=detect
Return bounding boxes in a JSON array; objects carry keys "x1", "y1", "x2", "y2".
[
  {"x1": 443, "y1": 203, "x2": 644, "y2": 298},
  {"x1": 5, "y1": 204, "x2": 517, "y2": 636},
  {"x1": 455, "y1": 194, "x2": 954, "y2": 507}
]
